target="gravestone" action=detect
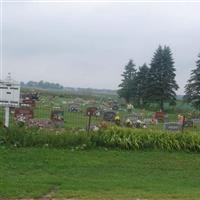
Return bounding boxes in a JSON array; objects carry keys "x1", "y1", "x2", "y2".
[
  {"x1": 112, "y1": 104, "x2": 119, "y2": 111},
  {"x1": 153, "y1": 111, "x2": 167, "y2": 122},
  {"x1": 86, "y1": 107, "x2": 98, "y2": 116},
  {"x1": 22, "y1": 99, "x2": 36, "y2": 108},
  {"x1": 192, "y1": 118, "x2": 200, "y2": 126},
  {"x1": 124, "y1": 113, "x2": 142, "y2": 123},
  {"x1": 51, "y1": 110, "x2": 64, "y2": 127},
  {"x1": 14, "y1": 107, "x2": 34, "y2": 123},
  {"x1": 68, "y1": 103, "x2": 80, "y2": 112},
  {"x1": 29, "y1": 119, "x2": 54, "y2": 128},
  {"x1": 164, "y1": 122, "x2": 181, "y2": 131},
  {"x1": 184, "y1": 120, "x2": 193, "y2": 128},
  {"x1": 143, "y1": 118, "x2": 152, "y2": 125},
  {"x1": 103, "y1": 111, "x2": 116, "y2": 122},
  {"x1": 21, "y1": 92, "x2": 39, "y2": 101}
]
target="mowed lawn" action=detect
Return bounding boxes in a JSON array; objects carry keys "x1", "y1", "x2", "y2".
[{"x1": 1, "y1": 148, "x2": 200, "y2": 200}]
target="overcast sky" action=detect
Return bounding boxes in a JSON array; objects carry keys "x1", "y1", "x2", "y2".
[{"x1": 1, "y1": 1, "x2": 200, "y2": 94}]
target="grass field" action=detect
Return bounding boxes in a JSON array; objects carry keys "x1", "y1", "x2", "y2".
[{"x1": 1, "y1": 148, "x2": 200, "y2": 200}]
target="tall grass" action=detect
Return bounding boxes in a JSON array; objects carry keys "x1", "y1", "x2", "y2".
[
  {"x1": 0, "y1": 127, "x2": 91, "y2": 149},
  {"x1": 1, "y1": 126, "x2": 200, "y2": 152},
  {"x1": 91, "y1": 127, "x2": 200, "y2": 152}
]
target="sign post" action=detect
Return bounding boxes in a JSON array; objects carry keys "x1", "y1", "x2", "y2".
[
  {"x1": 5, "y1": 106, "x2": 10, "y2": 128},
  {"x1": 0, "y1": 74, "x2": 20, "y2": 128}
]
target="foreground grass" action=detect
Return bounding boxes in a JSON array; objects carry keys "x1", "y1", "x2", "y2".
[{"x1": 1, "y1": 148, "x2": 200, "y2": 199}]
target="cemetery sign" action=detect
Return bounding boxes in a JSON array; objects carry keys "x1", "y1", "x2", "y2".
[
  {"x1": 0, "y1": 76, "x2": 20, "y2": 107},
  {"x1": 0, "y1": 74, "x2": 20, "y2": 127}
]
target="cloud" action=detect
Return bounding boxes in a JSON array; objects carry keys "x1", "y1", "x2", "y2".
[{"x1": 2, "y1": 2, "x2": 200, "y2": 93}]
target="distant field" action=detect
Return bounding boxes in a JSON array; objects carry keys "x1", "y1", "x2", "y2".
[{"x1": 1, "y1": 148, "x2": 200, "y2": 200}]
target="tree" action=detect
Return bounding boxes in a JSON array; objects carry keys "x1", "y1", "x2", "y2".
[
  {"x1": 184, "y1": 54, "x2": 200, "y2": 109},
  {"x1": 118, "y1": 59, "x2": 137, "y2": 103},
  {"x1": 147, "y1": 45, "x2": 179, "y2": 110},
  {"x1": 135, "y1": 63, "x2": 150, "y2": 107}
]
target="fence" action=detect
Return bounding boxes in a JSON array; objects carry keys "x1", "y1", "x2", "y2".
[
  {"x1": 0, "y1": 103, "x2": 108, "y2": 130},
  {"x1": 1, "y1": 97, "x2": 200, "y2": 132}
]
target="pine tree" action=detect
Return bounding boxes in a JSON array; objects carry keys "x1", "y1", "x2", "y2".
[
  {"x1": 147, "y1": 45, "x2": 179, "y2": 110},
  {"x1": 135, "y1": 63, "x2": 149, "y2": 107},
  {"x1": 184, "y1": 54, "x2": 200, "y2": 109},
  {"x1": 118, "y1": 59, "x2": 137, "y2": 103}
]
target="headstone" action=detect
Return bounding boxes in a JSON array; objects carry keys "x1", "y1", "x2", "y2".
[
  {"x1": 184, "y1": 120, "x2": 193, "y2": 127},
  {"x1": 22, "y1": 99, "x2": 36, "y2": 108},
  {"x1": 164, "y1": 122, "x2": 181, "y2": 131},
  {"x1": 51, "y1": 110, "x2": 64, "y2": 127},
  {"x1": 112, "y1": 104, "x2": 119, "y2": 111},
  {"x1": 14, "y1": 107, "x2": 34, "y2": 122},
  {"x1": 28, "y1": 119, "x2": 54, "y2": 128},
  {"x1": 68, "y1": 103, "x2": 80, "y2": 112},
  {"x1": 153, "y1": 111, "x2": 165, "y2": 121},
  {"x1": 103, "y1": 111, "x2": 116, "y2": 122},
  {"x1": 124, "y1": 113, "x2": 142, "y2": 124},
  {"x1": 143, "y1": 118, "x2": 152, "y2": 125},
  {"x1": 86, "y1": 107, "x2": 98, "y2": 116},
  {"x1": 192, "y1": 118, "x2": 200, "y2": 126},
  {"x1": 21, "y1": 92, "x2": 39, "y2": 101}
]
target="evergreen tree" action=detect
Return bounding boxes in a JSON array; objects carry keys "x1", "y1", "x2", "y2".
[
  {"x1": 135, "y1": 63, "x2": 150, "y2": 107},
  {"x1": 118, "y1": 59, "x2": 137, "y2": 103},
  {"x1": 147, "y1": 45, "x2": 179, "y2": 110},
  {"x1": 184, "y1": 54, "x2": 200, "y2": 109}
]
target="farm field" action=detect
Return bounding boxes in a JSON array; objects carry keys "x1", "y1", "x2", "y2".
[{"x1": 1, "y1": 148, "x2": 200, "y2": 200}]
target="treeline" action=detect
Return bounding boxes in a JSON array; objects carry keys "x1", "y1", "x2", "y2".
[
  {"x1": 118, "y1": 45, "x2": 200, "y2": 110},
  {"x1": 21, "y1": 80, "x2": 64, "y2": 90}
]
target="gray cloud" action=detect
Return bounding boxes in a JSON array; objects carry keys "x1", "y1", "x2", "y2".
[{"x1": 1, "y1": 2, "x2": 200, "y2": 93}]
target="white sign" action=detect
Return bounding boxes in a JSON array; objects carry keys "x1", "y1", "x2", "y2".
[{"x1": 0, "y1": 78, "x2": 20, "y2": 107}]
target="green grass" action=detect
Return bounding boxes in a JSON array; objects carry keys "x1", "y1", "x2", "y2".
[{"x1": 1, "y1": 148, "x2": 200, "y2": 199}]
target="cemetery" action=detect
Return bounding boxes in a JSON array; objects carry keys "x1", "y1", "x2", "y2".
[
  {"x1": 1, "y1": 2, "x2": 200, "y2": 199},
  {"x1": 1, "y1": 75, "x2": 200, "y2": 133}
]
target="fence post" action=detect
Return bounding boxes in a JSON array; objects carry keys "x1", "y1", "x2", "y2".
[{"x1": 87, "y1": 114, "x2": 92, "y2": 133}]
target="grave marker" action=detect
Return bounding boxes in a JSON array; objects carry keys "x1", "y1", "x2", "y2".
[
  {"x1": 14, "y1": 107, "x2": 34, "y2": 123},
  {"x1": 68, "y1": 103, "x2": 80, "y2": 112},
  {"x1": 51, "y1": 110, "x2": 64, "y2": 127},
  {"x1": 103, "y1": 111, "x2": 116, "y2": 122},
  {"x1": 192, "y1": 118, "x2": 200, "y2": 126},
  {"x1": 164, "y1": 122, "x2": 181, "y2": 131},
  {"x1": 86, "y1": 107, "x2": 98, "y2": 116},
  {"x1": 153, "y1": 111, "x2": 168, "y2": 122}
]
